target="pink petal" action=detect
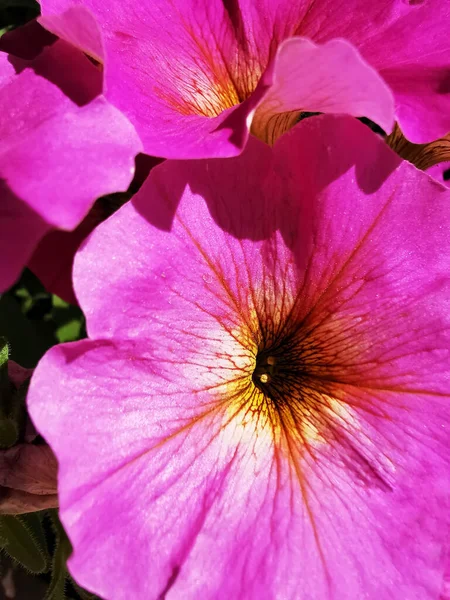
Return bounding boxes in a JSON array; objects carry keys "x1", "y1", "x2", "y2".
[
  {"x1": 39, "y1": 0, "x2": 450, "y2": 154},
  {"x1": 442, "y1": 570, "x2": 450, "y2": 600},
  {"x1": 0, "y1": 41, "x2": 135, "y2": 229},
  {"x1": 0, "y1": 183, "x2": 50, "y2": 291},
  {"x1": 39, "y1": 1, "x2": 263, "y2": 157},
  {"x1": 381, "y1": 66, "x2": 450, "y2": 143},
  {"x1": 1, "y1": 96, "x2": 137, "y2": 229},
  {"x1": 28, "y1": 155, "x2": 163, "y2": 304},
  {"x1": 28, "y1": 225, "x2": 92, "y2": 305},
  {"x1": 428, "y1": 162, "x2": 450, "y2": 188},
  {"x1": 39, "y1": 6, "x2": 104, "y2": 63},
  {"x1": 75, "y1": 136, "x2": 277, "y2": 337},
  {"x1": 366, "y1": 4, "x2": 450, "y2": 143},
  {"x1": 253, "y1": 37, "x2": 394, "y2": 143},
  {"x1": 31, "y1": 329, "x2": 450, "y2": 596},
  {"x1": 298, "y1": 0, "x2": 450, "y2": 142},
  {"x1": 29, "y1": 115, "x2": 450, "y2": 598},
  {"x1": 0, "y1": 40, "x2": 141, "y2": 290}
]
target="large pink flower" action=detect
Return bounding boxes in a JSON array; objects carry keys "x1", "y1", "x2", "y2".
[
  {"x1": 0, "y1": 24, "x2": 142, "y2": 292},
  {"x1": 37, "y1": 0, "x2": 450, "y2": 158},
  {"x1": 28, "y1": 116, "x2": 450, "y2": 599}
]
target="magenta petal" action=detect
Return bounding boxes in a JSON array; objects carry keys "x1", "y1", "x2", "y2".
[
  {"x1": 256, "y1": 37, "x2": 394, "y2": 137},
  {"x1": 0, "y1": 41, "x2": 141, "y2": 289},
  {"x1": 442, "y1": 570, "x2": 450, "y2": 600},
  {"x1": 29, "y1": 116, "x2": 450, "y2": 599},
  {"x1": 382, "y1": 65, "x2": 450, "y2": 143},
  {"x1": 39, "y1": 0, "x2": 450, "y2": 152},
  {"x1": 0, "y1": 183, "x2": 50, "y2": 291},
  {"x1": 39, "y1": 6, "x2": 104, "y2": 62},
  {"x1": 28, "y1": 225, "x2": 91, "y2": 305},
  {"x1": 428, "y1": 162, "x2": 450, "y2": 188},
  {"x1": 2, "y1": 94, "x2": 139, "y2": 229},
  {"x1": 356, "y1": 2, "x2": 450, "y2": 143},
  {"x1": 0, "y1": 41, "x2": 140, "y2": 229},
  {"x1": 40, "y1": 0, "x2": 260, "y2": 157},
  {"x1": 100, "y1": 30, "x2": 265, "y2": 158},
  {"x1": 297, "y1": 0, "x2": 450, "y2": 142}
]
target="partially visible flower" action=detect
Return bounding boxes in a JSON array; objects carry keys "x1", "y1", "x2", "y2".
[
  {"x1": 37, "y1": 0, "x2": 450, "y2": 158},
  {"x1": 29, "y1": 116, "x2": 450, "y2": 599},
  {"x1": 0, "y1": 22, "x2": 142, "y2": 292}
]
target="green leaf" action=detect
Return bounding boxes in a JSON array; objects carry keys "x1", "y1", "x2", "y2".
[
  {"x1": 0, "y1": 337, "x2": 10, "y2": 404},
  {"x1": 56, "y1": 319, "x2": 82, "y2": 344},
  {"x1": 0, "y1": 25, "x2": 13, "y2": 37},
  {"x1": 0, "y1": 514, "x2": 48, "y2": 574},
  {"x1": 0, "y1": 337, "x2": 8, "y2": 368},
  {"x1": 21, "y1": 512, "x2": 49, "y2": 566},
  {"x1": 44, "y1": 546, "x2": 67, "y2": 600},
  {"x1": 51, "y1": 295, "x2": 86, "y2": 343}
]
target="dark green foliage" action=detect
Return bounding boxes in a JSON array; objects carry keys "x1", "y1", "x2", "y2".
[
  {"x1": 3, "y1": 270, "x2": 86, "y2": 368},
  {"x1": 0, "y1": 514, "x2": 48, "y2": 574},
  {"x1": 0, "y1": 0, "x2": 39, "y2": 35}
]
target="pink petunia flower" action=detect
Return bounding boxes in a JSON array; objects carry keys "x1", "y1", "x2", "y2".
[
  {"x1": 38, "y1": 0, "x2": 450, "y2": 158},
  {"x1": 28, "y1": 116, "x2": 450, "y2": 599},
  {"x1": 0, "y1": 23, "x2": 142, "y2": 292}
]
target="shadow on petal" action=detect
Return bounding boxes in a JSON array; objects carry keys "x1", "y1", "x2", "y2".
[{"x1": 7, "y1": 39, "x2": 102, "y2": 106}]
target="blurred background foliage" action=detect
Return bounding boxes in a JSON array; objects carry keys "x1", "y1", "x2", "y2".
[{"x1": 2, "y1": 270, "x2": 86, "y2": 369}]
